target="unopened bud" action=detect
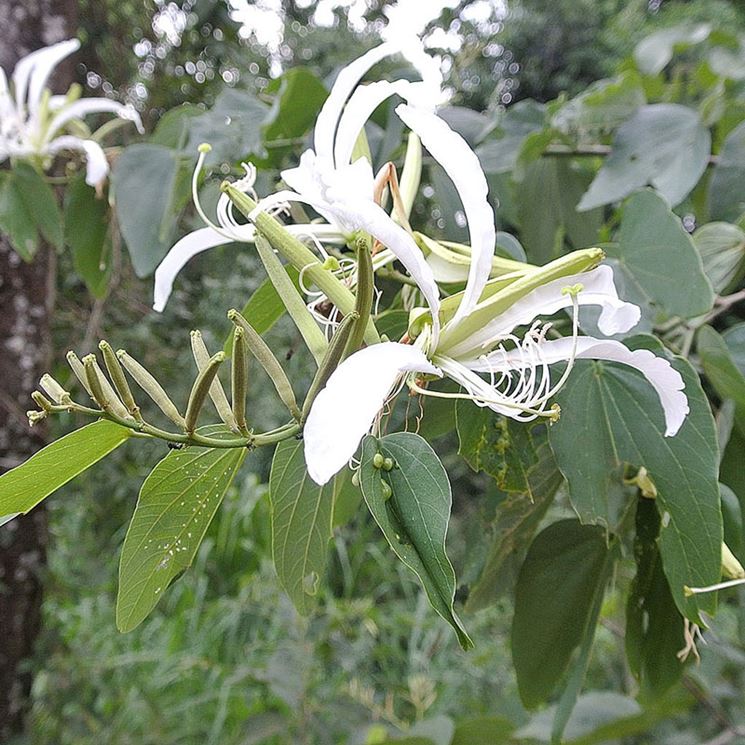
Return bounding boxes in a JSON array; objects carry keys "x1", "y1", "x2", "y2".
[
  {"x1": 373, "y1": 453, "x2": 385, "y2": 469},
  {"x1": 99, "y1": 340, "x2": 139, "y2": 419},
  {"x1": 185, "y1": 351, "x2": 225, "y2": 433},
  {"x1": 381, "y1": 481, "x2": 392, "y2": 501},
  {"x1": 83, "y1": 355, "x2": 131, "y2": 420},
  {"x1": 722, "y1": 542, "x2": 745, "y2": 580},
  {"x1": 191, "y1": 330, "x2": 238, "y2": 432},
  {"x1": 382, "y1": 457, "x2": 394, "y2": 471},
  {"x1": 39, "y1": 374, "x2": 69, "y2": 404},
  {"x1": 66, "y1": 351, "x2": 94, "y2": 397},
  {"x1": 31, "y1": 390, "x2": 54, "y2": 412},
  {"x1": 231, "y1": 327, "x2": 248, "y2": 433},
  {"x1": 27, "y1": 409, "x2": 47, "y2": 426}
]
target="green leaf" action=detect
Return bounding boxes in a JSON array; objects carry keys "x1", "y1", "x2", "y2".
[
  {"x1": 511, "y1": 519, "x2": 615, "y2": 709},
  {"x1": 721, "y1": 483, "x2": 744, "y2": 560},
  {"x1": 451, "y1": 716, "x2": 515, "y2": 745},
  {"x1": 456, "y1": 400, "x2": 537, "y2": 492},
  {"x1": 693, "y1": 221, "x2": 745, "y2": 294},
  {"x1": 64, "y1": 174, "x2": 110, "y2": 296},
  {"x1": 359, "y1": 433, "x2": 473, "y2": 649},
  {"x1": 0, "y1": 421, "x2": 130, "y2": 519},
  {"x1": 577, "y1": 104, "x2": 711, "y2": 211},
  {"x1": 549, "y1": 337, "x2": 722, "y2": 622},
  {"x1": 269, "y1": 438, "x2": 335, "y2": 615},
  {"x1": 625, "y1": 498, "x2": 685, "y2": 700},
  {"x1": 187, "y1": 88, "x2": 268, "y2": 166},
  {"x1": 606, "y1": 190, "x2": 714, "y2": 320},
  {"x1": 116, "y1": 431, "x2": 246, "y2": 632},
  {"x1": 698, "y1": 325, "x2": 745, "y2": 410},
  {"x1": 223, "y1": 268, "x2": 300, "y2": 355},
  {"x1": 633, "y1": 23, "x2": 711, "y2": 74},
  {"x1": 466, "y1": 440, "x2": 564, "y2": 612},
  {"x1": 0, "y1": 170, "x2": 39, "y2": 259},
  {"x1": 722, "y1": 322, "x2": 745, "y2": 375},
  {"x1": 375, "y1": 310, "x2": 410, "y2": 341},
  {"x1": 112, "y1": 143, "x2": 186, "y2": 277},
  {"x1": 151, "y1": 104, "x2": 202, "y2": 149},
  {"x1": 708, "y1": 119, "x2": 745, "y2": 222},
  {"x1": 332, "y1": 466, "x2": 362, "y2": 528},
  {"x1": 13, "y1": 161, "x2": 63, "y2": 248}
]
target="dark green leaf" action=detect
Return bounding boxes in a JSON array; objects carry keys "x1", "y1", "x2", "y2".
[
  {"x1": 625, "y1": 498, "x2": 685, "y2": 700},
  {"x1": 116, "y1": 431, "x2": 246, "y2": 632},
  {"x1": 721, "y1": 483, "x2": 743, "y2": 560},
  {"x1": 466, "y1": 440, "x2": 564, "y2": 612},
  {"x1": 263, "y1": 67, "x2": 327, "y2": 144},
  {"x1": 708, "y1": 119, "x2": 745, "y2": 222},
  {"x1": 512, "y1": 519, "x2": 615, "y2": 709},
  {"x1": 0, "y1": 171, "x2": 39, "y2": 259},
  {"x1": 607, "y1": 190, "x2": 714, "y2": 320},
  {"x1": 151, "y1": 104, "x2": 202, "y2": 149},
  {"x1": 451, "y1": 716, "x2": 515, "y2": 745},
  {"x1": 0, "y1": 421, "x2": 130, "y2": 519},
  {"x1": 549, "y1": 337, "x2": 722, "y2": 622},
  {"x1": 269, "y1": 438, "x2": 335, "y2": 614},
  {"x1": 697, "y1": 325, "x2": 745, "y2": 410},
  {"x1": 112, "y1": 144, "x2": 186, "y2": 277},
  {"x1": 64, "y1": 174, "x2": 110, "y2": 296},
  {"x1": 13, "y1": 161, "x2": 63, "y2": 248},
  {"x1": 578, "y1": 104, "x2": 710, "y2": 210},
  {"x1": 359, "y1": 433, "x2": 472, "y2": 649},
  {"x1": 332, "y1": 466, "x2": 362, "y2": 528}
]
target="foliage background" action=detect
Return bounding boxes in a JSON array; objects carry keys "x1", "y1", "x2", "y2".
[{"x1": 5, "y1": 0, "x2": 745, "y2": 743}]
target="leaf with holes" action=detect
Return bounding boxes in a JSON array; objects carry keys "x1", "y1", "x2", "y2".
[
  {"x1": 359, "y1": 433, "x2": 472, "y2": 649},
  {"x1": 269, "y1": 438, "x2": 335, "y2": 614},
  {"x1": 116, "y1": 430, "x2": 246, "y2": 632}
]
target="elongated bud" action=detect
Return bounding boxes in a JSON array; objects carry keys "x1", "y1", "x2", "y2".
[
  {"x1": 228, "y1": 309, "x2": 301, "y2": 421},
  {"x1": 231, "y1": 327, "x2": 248, "y2": 433},
  {"x1": 117, "y1": 350, "x2": 185, "y2": 428},
  {"x1": 31, "y1": 390, "x2": 54, "y2": 412},
  {"x1": 190, "y1": 330, "x2": 239, "y2": 432},
  {"x1": 343, "y1": 237, "x2": 373, "y2": 359},
  {"x1": 99, "y1": 340, "x2": 140, "y2": 419},
  {"x1": 302, "y1": 311, "x2": 359, "y2": 420},
  {"x1": 39, "y1": 374, "x2": 70, "y2": 405},
  {"x1": 722, "y1": 542, "x2": 745, "y2": 580},
  {"x1": 185, "y1": 352, "x2": 225, "y2": 433},
  {"x1": 83, "y1": 355, "x2": 132, "y2": 420},
  {"x1": 66, "y1": 351, "x2": 94, "y2": 397},
  {"x1": 398, "y1": 132, "x2": 422, "y2": 222},
  {"x1": 627, "y1": 466, "x2": 657, "y2": 499}
]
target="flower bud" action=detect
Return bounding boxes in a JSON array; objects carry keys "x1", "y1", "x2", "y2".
[
  {"x1": 39, "y1": 374, "x2": 69, "y2": 405},
  {"x1": 231, "y1": 327, "x2": 248, "y2": 433},
  {"x1": 66, "y1": 351, "x2": 94, "y2": 397},
  {"x1": 185, "y1": 351, "x2": 225, "y2": 433},
  {"x1": 99, "y1": 340, "x2": 139, "y2": 419},
  {"x1": 722, "y1": 542, "x2": 745, "y2": 580},
  {"x1": 191, "y1": 330, "x2": 238, "y2": 432},
  {"x1": 83, "y1": 354, "x2": 132, "y2": 420}
]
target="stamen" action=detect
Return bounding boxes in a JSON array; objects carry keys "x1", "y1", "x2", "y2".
[
  {"x1": 685, "y1": 577, "x2": 745, "y2": 596},
  {"x1": 676, "y1": 619, "x2": 704, "y2": 663},
  {"x1": 192, "y1": 144, "x2": 235, "y2": 240}
]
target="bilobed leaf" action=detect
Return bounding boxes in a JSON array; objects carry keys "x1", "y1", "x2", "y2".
[
  {"x1": 466, "y1": 440, "x2": 564, "y2": 612},
  {"x1": 0, "y1": 421, "x2": 130, "y2": 519},
  {"x1": 693, "y1": 221, "x2": 745, "y2": 294},
  {"x1": 359, "y1": 433, "x2": 472, "y2": 649},
  {"x1": 223, "y1": 268, "x2": 300, "y2": 356},
  {"x1": 549, "y1": 336, "x2": 722, "y2": 622},
  {"x1": 13, "y1": 161, "x2": 63, "y2": 248},
  {"x1": 0, "y1": 170, "x2": 39, "y2": 259},
  {"x1": 269, "y1": 439, "x2": 335, "y2": 615},
  {"x1": 511, "y1": 519, "x2": 616, "y2": 709},
  {"x1": 708, "y1": 119, "x2": 745, "y2": 222},
  {"x1": 625, "y1": 498, "x2": 685, "y2": 700},
  {"x1": 64, "y1": 174, "x2": 110, "y2": 296},
  {"x1": 577, "y1": 104, "x2": 710, "y2": 211},
  {"x1": 112, "y1": 143, "x2": 185, "y2": 277},
  {"x1": 116, "y1": 428, "x2": 246, "y2": 632},
  {"x1": 456, "y1": 399, "x2": 537, "y2": 492},
  {"x1": 607, "y1": 190, "x2": 714, "y2": 320}
]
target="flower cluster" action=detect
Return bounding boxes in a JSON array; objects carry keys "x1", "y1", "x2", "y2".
[
  {"x1": 156, "y1": 37, "x2": 689, "y2": 487},
  {"x1": 0, "y1": 38, "x2": 142, "y2": 186}
]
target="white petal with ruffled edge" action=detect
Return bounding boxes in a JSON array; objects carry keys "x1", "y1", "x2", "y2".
[
  {"x1": 47, "y1": 98, "x2": 144, "y2": 138},
  {"x1": 449, "y1": 265, "x2": 641, "y2": 357},
  {"x1": 467, "y1": 336, "x2": 688, "y2": 436},
  {"x1": 303, "y1": 342, "x2": 440, "y2": 485},
  {"x1": 396, "y1": 103, "x2": 495, "y2": 329}
]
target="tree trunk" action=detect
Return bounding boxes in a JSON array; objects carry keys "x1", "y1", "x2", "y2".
[{"x1": 0, "y1": 1, "x2": 77, "y2": 738}]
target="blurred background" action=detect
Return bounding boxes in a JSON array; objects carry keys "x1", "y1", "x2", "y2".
[{"x1": 3, "y1": 1, "x2": 745, "y2": 743}]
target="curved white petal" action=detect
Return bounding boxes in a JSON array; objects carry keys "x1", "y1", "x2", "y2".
[
  {"x1": 13, "y1": 39, "x2": 80, "y2": 115},
  {"x1": 303, "y1": 342, "x2": 440, "y2": 484},
  {"x1": 468, "y1": 336, "x2": 688, "y2": 436},
  {"x1": 396, "y1": 103, "x2": 495, "y2": 328},
  {"x1": 329, "y1": 197, "x2": 441, "y2": 343},
  {"x1": 153, "y1": 227, "x2": 237, "y2": 311},
  {"x1": 450, "y1": 265, "x2": 641, "y2": 357},
  {"x1": 333, "y1": 79, "x2": 415, "y2": 167},
  {"x1": 427, "y1": 252, "x2": 470, "y2": 283},
  {"x1": 314, "y1": 42, "x2": 398, "y2": 162},
  {"x1": 48, "y1": 98, "x2": 144, "y2": 138},
  {"x1": 399, "y1": 35, "x2": 444, "y2": 100},
  {"x1": 47, "y1": 135, "x2": 109, "y2": 185}
]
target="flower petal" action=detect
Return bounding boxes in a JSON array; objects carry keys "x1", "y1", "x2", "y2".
[
  {"x1": 314, "y1": 42, "x2": 398, "y2": 162},
  {"x1": 13, "y1": 39, "x2": 80, "y2": 115},
  {"x1": 329, "y1": 197, "x2": 441, "y2": 342},
  {"x1": 396, "y1": 103, "x2": 496, "y2": 328},
  {"x1": 47, "y1": 135, "x2": 109, "y2": 185},
  {"x1": 469, "y1": 336, "x2": 688, "y2": 436},
  {"x1": 303, "y1": 342, "x2": 440, "y2": 485},
  {"x1": 449, "y1": 265, "x2": 641, "y2": 357},
  {"x1": 48, "y1": 98, "x2": 144, "y2": 138}
]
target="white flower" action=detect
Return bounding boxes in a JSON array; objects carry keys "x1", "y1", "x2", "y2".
[
  {"x1": 302, "y1": 113, "x2": 690, "y2": 486},
  {"x1": 0, "y1": 38, "x2": 143, "y2": 186},
  {"x1": 153, "y1": 37, "x2": 445, "y2": 316}
]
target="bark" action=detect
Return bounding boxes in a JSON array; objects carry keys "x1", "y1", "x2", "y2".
[{"x1": 0, "y1": 0, "x2": 77, "y2": 738}]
